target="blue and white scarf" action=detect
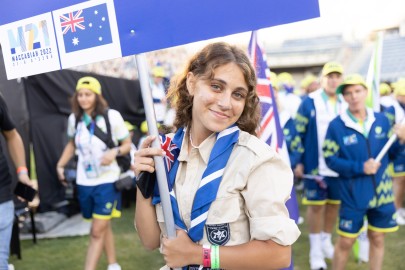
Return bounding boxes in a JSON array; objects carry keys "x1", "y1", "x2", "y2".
[{"x1": 153, "y1": 125, "x2": 240, "y2": 243}]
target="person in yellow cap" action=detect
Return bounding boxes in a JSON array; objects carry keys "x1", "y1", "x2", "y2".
[
  {"x1": 323, "y1": 73, "x2": 405, "y2": 270},
  {"x1": 56, "y1": 76, "x2": 131, "y2": 270},
  {"x1": 379, "y1": 81, "x2": 404, "y2": 124},
  {"x1": 301, "y1": 74, "x2": 320, "y2": 95},
  {"x1": 295, "y1": 61, "x2": 345, "y2": 269},
  {"x1": 390, "y1": 79, "x2": 405, "y2": 226},
  {"x1": 277, "y1": 72, "x2": 302, "y2": 118}
]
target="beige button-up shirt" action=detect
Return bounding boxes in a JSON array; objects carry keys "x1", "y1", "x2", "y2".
[{"x1": 156, "y1": 130, "x2": 300, "y2": 247}]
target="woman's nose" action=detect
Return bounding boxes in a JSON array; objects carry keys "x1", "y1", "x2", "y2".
[{"x1": 217, "y1": 91, "x2": 231, "y2": 109}]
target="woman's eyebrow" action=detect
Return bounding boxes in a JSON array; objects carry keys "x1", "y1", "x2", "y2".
[{"x1": 211, "y1": 77, "x2": 248, "y2": 92}]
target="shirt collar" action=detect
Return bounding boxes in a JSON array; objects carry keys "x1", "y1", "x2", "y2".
[{"x1": 178, "y1": 131, "x2": 216, "y2": 164}]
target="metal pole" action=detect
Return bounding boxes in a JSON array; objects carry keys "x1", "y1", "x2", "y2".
[{"x1": 135, "y1": 54, "x2": 178, "y2": 241}]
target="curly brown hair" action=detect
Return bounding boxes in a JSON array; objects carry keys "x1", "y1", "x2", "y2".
[
  {"x1": 70, "y1": 91, "x2": 108, "y2": 121},
  {"x1": 167, "y1": 42, "x2": 260, "y2": 135}
]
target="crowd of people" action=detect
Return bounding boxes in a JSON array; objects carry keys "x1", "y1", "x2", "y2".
[
  {"x1": 2, "y1": 41, "x2": 405, "y2": 270},
  {"x1": 134, "y1": 46, "x2": 405, "y2": 270}
]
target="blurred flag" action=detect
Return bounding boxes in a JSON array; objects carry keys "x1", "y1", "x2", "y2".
[
  {"x1": 248, "y1": 32, "x2": 288, "y2": 159},
  {"x1": 248, "y1": 31, "x2": 299, "y2": 270},
  {"x1": 366, "y1": 31, "x2": 383, "y2": 112},
  {"x1": 61, "y1": 3, "x2": 113, "y2": 53}
]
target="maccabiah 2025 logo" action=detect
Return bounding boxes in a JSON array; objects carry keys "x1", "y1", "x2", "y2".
[{"x1": 7, "y1": 20, "x2": 53, "y2": 66}]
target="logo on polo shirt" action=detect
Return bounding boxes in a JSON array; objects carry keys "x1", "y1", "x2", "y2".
[
  {"x1": 343, "y1": 134, "x2": 358, "y2": 146},
  {"x1": 206, "y1": 223, "x2": 230, "y2": 246},
  {"x1": 374, "y1": 126, "x2": 386, "y2": 139}
]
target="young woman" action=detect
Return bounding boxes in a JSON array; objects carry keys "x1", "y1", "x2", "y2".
[
  {"x1": 56, "y1": 76, "x2": 131, "y2": 270},
  {"x1": 134, "y1": 42, "x2": 300, "y2": 270}
]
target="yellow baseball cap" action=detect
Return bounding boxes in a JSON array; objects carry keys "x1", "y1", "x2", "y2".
[
  {"x1": 394, "y1": 82, "x2": 405, "y2": 96},
  {"x1": 391, "y1": 78, "x2": 405, "y2": 88},
  {"x1": 140, "y1": 120, "x2": 161, "y2": 133},
  {"x1": 301, "y1": 74, "x2": 318, "y2": 89},
  {"x1": 278, "y1": 72, "x2": 295, "y2": 85},
  {"x1": 269, "y1": 71, "x2": 279, "y2": 90},
  {"x1": 151, "y1": 66, "x2": 166, "y2": 78},
  {"x1": 379, "y1": 83, "x2": 391, "y2": 95},
  {"x1": 336, "y1": 74, "x2": 368, "y2": 95},
  {"x1": 124, "y1": 121, "x2": 135, "y2": 131},
  {"x1": 322, "y1": 62, "x2": 343, "y2": 76},
  {"x1": 76, "y1": 76, "x2": 101, "y2": 95}
]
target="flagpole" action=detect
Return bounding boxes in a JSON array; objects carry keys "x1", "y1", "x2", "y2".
[
  {"x1": 375, "y1": 118, "x2": 405, "y2": 163},
  {"x1": 366, "y1": 31, "x2": 383, "y2": 112},
  {"x1": 134, "y1": 54, "x2": 179, "y2": 243}
]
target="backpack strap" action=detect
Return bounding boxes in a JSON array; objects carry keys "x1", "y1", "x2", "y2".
[
  {"x1": 73, "y1": 114, "x2": 79, "y2": 146},
  {"x1": 101, "y1": 109, "x2": 117, "y2": 148}
]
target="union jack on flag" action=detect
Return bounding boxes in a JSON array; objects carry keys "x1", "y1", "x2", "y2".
[
  {"x1": 60, "y1": 10, "x2": 85, "y2": 34},
  {"x1": 248, "y1": 31, "x2": 299, "y2": 270},
  {"x1": 60, "y1": 3, "x2": 113, "y2": 53},
  {"x1": 160, "y1": 135, "x2": 179, "y2": 171},
  {"x1": 248, "y1": 31, "x2": 286, "y2": 159}
]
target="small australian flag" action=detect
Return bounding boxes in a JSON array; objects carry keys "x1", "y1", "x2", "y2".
[{"x1": 61, "y1": 3, "x2": 113, "y2": 53}]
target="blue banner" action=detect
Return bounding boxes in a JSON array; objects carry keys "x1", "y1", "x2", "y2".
[{"x1": 0, "y1": 0, "x2": 320, "y2": 57}]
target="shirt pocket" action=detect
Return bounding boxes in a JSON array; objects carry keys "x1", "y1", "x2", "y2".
[
  {"x1": 206, "y1": 195, "x2": 240, "y2": 223},
  {"x1": 205, "y1": 195, "x2": 249, "y2": 245}
]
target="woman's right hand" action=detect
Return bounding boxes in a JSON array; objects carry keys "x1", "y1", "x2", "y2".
[{"x1": 133, "y1": 135, "x2": 165, "y2": 177}]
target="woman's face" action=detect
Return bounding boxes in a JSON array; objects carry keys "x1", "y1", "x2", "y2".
[
  {"x1": 77, "y1": 88, "x2": 97, "y2": 112},
  {"x1": 187, "y1": 62, "x2": 248, "y2": 138}
]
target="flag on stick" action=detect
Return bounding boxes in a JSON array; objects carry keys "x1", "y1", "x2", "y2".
[
  {"x1": 366, "y1": 31, "x2": 383, "y2": 112},
  {"x1": 248, "y1": 31, "x2": 299, "y2": 270}
]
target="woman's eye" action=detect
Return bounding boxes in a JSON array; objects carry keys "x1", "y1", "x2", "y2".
[
  {"x1": 211, "y1": 84, "x2": 221, "y2": 91},
  {"x1": 233, "y1": 92, "x2": 245, "y2": 99}
]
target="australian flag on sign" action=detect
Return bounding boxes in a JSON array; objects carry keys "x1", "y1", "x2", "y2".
[{"x1": 60, "y1": 3, "x2": 112, "y2": 53}]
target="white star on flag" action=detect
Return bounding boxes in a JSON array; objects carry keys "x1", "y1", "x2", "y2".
[{"x1": 72, "y1": 37, "x2": 79, "y2": 45}]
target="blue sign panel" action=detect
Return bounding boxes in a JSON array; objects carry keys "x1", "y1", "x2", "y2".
[{"x1": 1, "y1": 0, "x2": 319, "y2": 56}]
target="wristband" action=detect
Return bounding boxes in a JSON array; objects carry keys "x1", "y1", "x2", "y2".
[
  {"x1": 211, "y1": 245, "x2": 220, "y2": 269},
  {"x1": 202, "y1": 245, "x2": 211, "y2": 268},
  {"x1": 17, "y1": 166, "x2": 28, "y2": 175}
]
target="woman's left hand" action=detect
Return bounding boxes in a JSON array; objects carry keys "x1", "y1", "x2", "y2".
[
  {"x1": 161, "y1": 230, "x2": 200, "y2": 268},
  {"x1": 100, "y1": 148, "x2": 118, "y2": 166}
]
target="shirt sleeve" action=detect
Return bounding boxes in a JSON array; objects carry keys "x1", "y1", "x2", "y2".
[
  {"x1": 67, "y1": 113, "x2": 76, "y2": 139},
  {"x1": 242, "y1": 150, "x2": 301, "y2": 246},
  {"x1": 108, "y1": 109, "x2": 129, "y2": 142}
]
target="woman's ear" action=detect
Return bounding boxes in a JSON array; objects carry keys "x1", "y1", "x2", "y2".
[{"x1": 186, "y1": 72, "x2": 195, "y2": 95}]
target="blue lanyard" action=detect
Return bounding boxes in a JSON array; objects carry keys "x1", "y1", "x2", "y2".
[{"x1": 77, "y1": 120, "x2": 95, "y2": 156}]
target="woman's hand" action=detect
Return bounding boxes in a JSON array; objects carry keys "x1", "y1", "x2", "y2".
[
  {"x1": 101, "y1": 148, "x2": 119, "y2": 166},
  {"x1": 133, "y1": 135, "x2": 165, "y2": 177},
  {"x1": 56, "y1": 166, "x2": 67, "y2": 187},
  {"x1": 161, "y1": 230, "x2": 201, "y2": 268}
]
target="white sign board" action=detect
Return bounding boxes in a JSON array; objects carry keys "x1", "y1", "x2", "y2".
[{"x1": 0, "y1": 0, "x2": 121, "y2": 79}]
